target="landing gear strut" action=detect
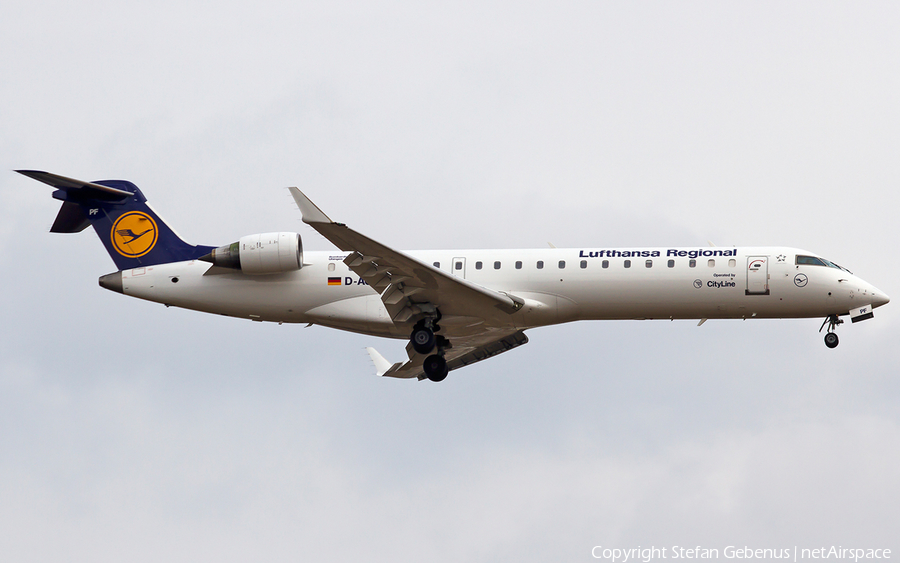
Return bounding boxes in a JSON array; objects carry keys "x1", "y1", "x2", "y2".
[{"x1": 819, "y1": 314, "x2": 843, "y2": 349}]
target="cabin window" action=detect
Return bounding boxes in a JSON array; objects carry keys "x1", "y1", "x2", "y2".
[
  {"x1": 708, "y1": 259, "x2": 715, "y2": 267},
  {"x1": 455, "y1": 261, "x2": 463, "y2": 270},
  {"x1": 328, "y1": 263, "x2": 336, "y2": 272},
  {"x1": 515, "y1": 261, "x2": 523, "y2": 270},
  {"x1": 494, "y1": 261, "x2": 501, "y2": 270},
  {"x1": 602, "y1": 260, "x2": 609, "y2": 269},
  {"x1": 537, "y1": 260, "x2": 544, "y2": 269},
  {"x1": 433, "y1": 262, "x2": 440, "y2": 268},
  {"x1": 624, "y1": 260, "x2": 631, "y2": 268},
  {"x1": 558, "y1": 260, "x2": 566, "y2": 269},
  {"x1": 728, "y1": 259, "x2": 736, "y2": 267},
  {"x1": 645, "y1": 260, "x2": 653, "y2": 268},
  {"x1": 689, "y1": 259, "x2": 696, "y2": 268},
  {"x1": 475, "y1": 261, "x2": 482, "y2": 270},
  {"x1": 667, "y1": 259, "x2": 675, "y2": 268},
  {"x1": 580, "y1": 260, "x2": 587, "y2": 269}
]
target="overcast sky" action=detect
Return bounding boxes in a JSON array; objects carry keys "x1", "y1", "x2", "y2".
[{"x1": 2, "y1": 2, "x2": 899, "y2": 561}]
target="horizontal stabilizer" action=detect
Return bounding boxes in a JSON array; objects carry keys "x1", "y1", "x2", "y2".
[{"x1": 17, "y1": 170, "x2": 135, "y2": 200}]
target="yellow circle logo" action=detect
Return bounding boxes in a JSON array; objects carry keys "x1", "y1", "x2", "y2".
[{"x1": 111, "y1": 211, "x2": 158, "y2": 257}]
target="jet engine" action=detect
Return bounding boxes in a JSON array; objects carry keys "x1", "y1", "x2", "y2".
[{"x1": 200, "y1": 232, "x2": 303, "y2": 275}]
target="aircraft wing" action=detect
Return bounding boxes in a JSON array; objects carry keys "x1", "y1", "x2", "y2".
[
  {"x1": 289, "y1": 188, "x2": 524, "y2": 323},
  {"x1": 367, "y1": 329, "x2": 529, "y2": 380}
]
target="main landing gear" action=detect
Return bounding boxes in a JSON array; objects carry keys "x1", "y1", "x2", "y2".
[
  {"x1": 409, "y1": 312, "x2": 449, "y2": 382},
  {"x1": 819, "y1": 314, "x2": 843, "y2": 349},
  {"x1": 423, "y1": 354, "x2": 449, "y2": 382}
]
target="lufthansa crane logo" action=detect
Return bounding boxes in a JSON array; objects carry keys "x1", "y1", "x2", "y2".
[{"x1": 110, "y1": 211, "x2": 158, "y2": 258}]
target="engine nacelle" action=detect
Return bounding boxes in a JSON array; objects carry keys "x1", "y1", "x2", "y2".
[{"x1": 200, "y1": 232, "x2": 303, "y2": 275}]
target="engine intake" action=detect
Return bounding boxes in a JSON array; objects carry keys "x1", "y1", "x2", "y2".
[{"x1": 200, "y1": 232, "x2": 303, "y2": 275}]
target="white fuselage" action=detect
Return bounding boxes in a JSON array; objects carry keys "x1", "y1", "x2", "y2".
[{"x1": 114, "y1": 246, "x2": 889, "y2": 339}]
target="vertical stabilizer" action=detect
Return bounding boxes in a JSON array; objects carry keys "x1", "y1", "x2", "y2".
[{"x1": 19, "y1": 170, "x2": 215, "y2": 270}]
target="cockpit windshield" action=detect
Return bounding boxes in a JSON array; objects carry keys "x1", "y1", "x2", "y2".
[{"x1": 796, "y1": 255, "x2": 852, "y2": 274}]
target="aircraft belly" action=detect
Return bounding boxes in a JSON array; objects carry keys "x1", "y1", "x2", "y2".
[{"x1": 304, "y1": 294, "x2": 399, "y2": 336}]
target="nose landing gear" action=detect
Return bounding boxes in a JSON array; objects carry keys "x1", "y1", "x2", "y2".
[{"x1": 819, "y1": 314, "x2": 843, "y2": 348}]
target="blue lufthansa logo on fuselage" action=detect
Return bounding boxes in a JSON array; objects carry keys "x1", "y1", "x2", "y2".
[{"x1": 794, "y1": 273, "x2": 809, "y2": 287}]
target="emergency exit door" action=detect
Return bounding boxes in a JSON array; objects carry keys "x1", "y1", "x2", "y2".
[{"x1": 746, "y1": 256, "x2": 769, "y2": 295}]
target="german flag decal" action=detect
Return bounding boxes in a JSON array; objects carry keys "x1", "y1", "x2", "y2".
[{"x1": 327, "y1": 277, "x2": 342, "y2": 286}]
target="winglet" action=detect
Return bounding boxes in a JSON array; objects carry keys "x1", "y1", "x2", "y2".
[
  {"x1": 366, "y1": 347, "x2": 400, "y2": 377},
  {"x1": 288, "y1": 187, "x2": 332, "y2": 224}
]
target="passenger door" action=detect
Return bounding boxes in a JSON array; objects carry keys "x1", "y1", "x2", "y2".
[{"x1": 746, "y1": 256, "x2": 769, "y2": 295}]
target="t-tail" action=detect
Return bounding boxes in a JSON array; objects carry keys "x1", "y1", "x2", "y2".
[{"x1": 18, "y1": 170, "x2": 214, "y2": 270}]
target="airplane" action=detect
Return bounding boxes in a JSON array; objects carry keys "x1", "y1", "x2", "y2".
[{"x1": 20, "y1": 170, "x2": 890, "y2": 382}]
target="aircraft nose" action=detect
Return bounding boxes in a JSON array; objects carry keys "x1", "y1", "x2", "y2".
[
  {"x1": 865, "y1": 280, "x2": 890, "y2": 308},
  {"x1": 872, "y1": 289, "x2": 890, "y2": 308}
]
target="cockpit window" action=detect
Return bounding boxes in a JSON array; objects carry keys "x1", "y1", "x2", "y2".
[
  {"x1": 822, "y1": 259, "x2": 852, "y2": 273},
  {"x1": 796, "y1": 255, "x2": 827, "y2": 267},
  {"x1": 796, "y1": 255, "x2": 852, "y2": 273}
]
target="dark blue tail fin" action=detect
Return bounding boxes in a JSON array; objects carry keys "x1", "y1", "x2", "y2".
[{"x1": 19, "y1": 170, "x2": 215, "y2": 270}]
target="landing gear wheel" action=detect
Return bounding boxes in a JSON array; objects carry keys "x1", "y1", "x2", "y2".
[
  {"x1": 423, "y1": 354, "x2": 448, "y2": 382},
  {"x1": 411, "y1": 326, "x2": 436, "y2": 354},
  {"x1": 819, "y1": 314, "x2": 843, "y2": 349}
]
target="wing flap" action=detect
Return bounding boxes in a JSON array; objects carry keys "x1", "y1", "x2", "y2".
[
  {"x1": 371, "y1": 330, "x2": 529, "y2": 380},
  {"x1": 446, "y1": 330, "x2": 529, "y2": 371}
]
